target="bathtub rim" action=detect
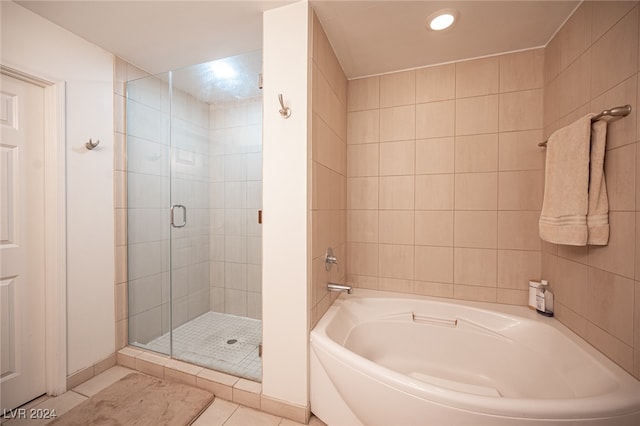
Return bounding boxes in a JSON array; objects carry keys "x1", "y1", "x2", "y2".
[{"x1": 310, "y1": 288, "x2": 640, "y2": 421}]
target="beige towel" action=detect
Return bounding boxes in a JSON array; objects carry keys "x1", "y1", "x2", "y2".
[
  {"x1": 587, "y1": 120, "x2": 609, "y2": 245},
  {"x1": 539, "y1": 114, "x2": 594, "y2": 245}
]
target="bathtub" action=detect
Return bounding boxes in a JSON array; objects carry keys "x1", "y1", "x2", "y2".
[{"x1": 310, "y1": 289, "x2": 640, "y2": 425}]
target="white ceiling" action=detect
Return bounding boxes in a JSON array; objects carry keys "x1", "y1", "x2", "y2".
[
  {"x1": 311, "y1": 0, "x2": 580, "y2": 78},
  {"x1": 16, "y1": 0, "x2": 294, "y2": 75},
  {"x1": 16, "y1": 0, "x2": 580, "y2": 79}
]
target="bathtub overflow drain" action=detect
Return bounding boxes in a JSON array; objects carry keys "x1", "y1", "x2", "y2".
[{"x1": 227, "y1": 339, "x2": 238, "y2": 345}]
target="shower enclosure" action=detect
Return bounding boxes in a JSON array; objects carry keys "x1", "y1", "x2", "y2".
[{"x1": 125, "y1": 51, "x2": 263, "y2": 381}]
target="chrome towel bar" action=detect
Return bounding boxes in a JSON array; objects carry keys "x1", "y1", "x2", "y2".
[{"x1": 538, "y1": 104, "x2": 632, "y2": 147}]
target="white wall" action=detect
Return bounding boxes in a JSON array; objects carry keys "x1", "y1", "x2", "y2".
[
  {"x1": 262, "y1": 0, "x2": 311, "y2": 407},
  {"x1": 1, "y1": 1, "x2": 115, "y2": 375}
]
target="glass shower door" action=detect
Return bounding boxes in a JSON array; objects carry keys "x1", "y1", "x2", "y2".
[{"x1": 168, "y1": 54, "x2": 264, "y2": 380}]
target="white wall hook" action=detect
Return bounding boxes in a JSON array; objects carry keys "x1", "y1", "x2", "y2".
[
  {"x1": 278, "y1": 94, "x2": 291, "y2": 118},
  {"x1": 85, "y1": 139, "x2": 100, "y2": 150}
]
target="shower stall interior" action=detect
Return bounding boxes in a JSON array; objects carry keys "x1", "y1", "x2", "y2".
[{"x1": 125, "y1": 51, "x2": 263, "y2": 381}]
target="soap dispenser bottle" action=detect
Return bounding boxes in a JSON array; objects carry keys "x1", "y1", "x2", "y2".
[{"x1": 536, "y1": 280, "x2": 554, "y2": 317}]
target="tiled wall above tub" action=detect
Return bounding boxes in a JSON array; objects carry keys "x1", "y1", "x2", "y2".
[
  {"x1": 541, "y1": 1, "x2": 640, "y2": 380},
  {"x1": 346, "y1": 48, "x2": 545, "y2": 306},
  {"x1": 310, "y1": 10, "x2": 348, "y2": 328}
]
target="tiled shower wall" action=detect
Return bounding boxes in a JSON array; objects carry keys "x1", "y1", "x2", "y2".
[
  {"x1": 310, "y1": 11, "x2": 348, "y2": 328},
  {"x1": 541, "y1": 1, "x2": 640, "y2": 379},
  {"x1": 209, "y1": 98, "x2": 263, "y2": 319},
  {"x1": 346, "y1": 49, "x2": 545, "y2": 305},
  {"x1": 114, "y1": 57, "x2": 145, "y2": 350}
]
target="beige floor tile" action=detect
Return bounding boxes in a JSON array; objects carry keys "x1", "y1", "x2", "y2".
[
  {"x1": 40, "y1": 390, "x2": 87, "y2": 414},
  {"x1": 192, "y1": 398, "x2": 239, "y2": 426},
  {"x1": 308, "y1": 416, "x2": 328, "y2": 426},
  {"x1": 279, "y1": 416, "x2": 327, "y2": 426},
  {"x1": 73, "y1": 366, "x2": 136, "y2": 397},
  {"x1": 224, "y1": 406, "x2": 281, "y2": 426},
  {"x1": 279, "y1": 419, "x2": 305, "y2": 426}
]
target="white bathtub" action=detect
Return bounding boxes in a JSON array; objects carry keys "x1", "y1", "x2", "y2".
[{"x1": 310, "y1": 289, "x2": 640, "y2": 425}]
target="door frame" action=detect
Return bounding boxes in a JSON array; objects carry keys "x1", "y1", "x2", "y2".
[{"x1": 1, "y1": 65, "x2": 67, "y2": 396}]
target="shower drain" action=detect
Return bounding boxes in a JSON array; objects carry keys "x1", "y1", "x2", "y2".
[{"x1": 226, "y1": 339, "x2": 238, "y2": 345}]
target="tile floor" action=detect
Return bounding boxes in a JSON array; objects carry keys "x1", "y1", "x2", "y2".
[
  {"x1": 2, "y1": 366, "x2": 326, "y2": 426},
  {"x1": 136, "y1": 311, "x2": 262, "y2": 381}
]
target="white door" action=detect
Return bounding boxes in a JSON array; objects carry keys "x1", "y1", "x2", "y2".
[{"x1": 0, "y1": 74, "x2": 46, "y2": 411}]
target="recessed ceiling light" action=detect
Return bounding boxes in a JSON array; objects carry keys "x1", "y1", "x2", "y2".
[{"x1": 426, "y1": 9, "x2": 458, "y2": 31}]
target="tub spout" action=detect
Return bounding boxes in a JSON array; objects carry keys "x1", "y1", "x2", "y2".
[{"x1": 327, "y1": 283, "x2": 352, "y2": 294}]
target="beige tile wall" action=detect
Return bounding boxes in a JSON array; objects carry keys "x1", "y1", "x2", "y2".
[
  {"x1": 113, "y1": 56, "x2": 137, "y2": 351},
  {"x1": 310, "y1": 11, "x2": 348, "y2": 327},
  {"x1": 346, "y1": 49, "x2": 545, "y2": 305},
  {"x1": 542, "y1": 1, "x2": 640, "y2": 379}
]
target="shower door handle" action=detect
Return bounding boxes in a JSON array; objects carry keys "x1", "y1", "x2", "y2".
[{"x1": 171, "y1": 205, "x2": 187, "y2": 228}]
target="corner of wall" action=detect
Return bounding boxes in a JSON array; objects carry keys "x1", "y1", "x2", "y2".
[
  {"x1": 309, "y1": 7, "x2": 348, "y2": 329},
  {"x1": 262, "y1": 0, "x2": 312, "y2": 407},
  {"x1": 541, "y1": 1, "x2": 640, "y2": 379}
]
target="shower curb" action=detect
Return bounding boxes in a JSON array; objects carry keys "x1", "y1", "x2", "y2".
[{"x1": 115, "y1": 347, "x2": 310, "y2": 424}]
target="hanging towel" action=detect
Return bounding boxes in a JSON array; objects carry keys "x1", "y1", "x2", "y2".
[
  {"x1": 539, "y1": 114, "x2": 595, "y2": 245},
  {"x1": 586, "y1": 120, "x2": 609, "y2": 245}
]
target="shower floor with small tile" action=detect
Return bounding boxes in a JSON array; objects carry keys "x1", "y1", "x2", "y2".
[{"x1": 136, "y1": 311, "x2": 262, "y2": 381}]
